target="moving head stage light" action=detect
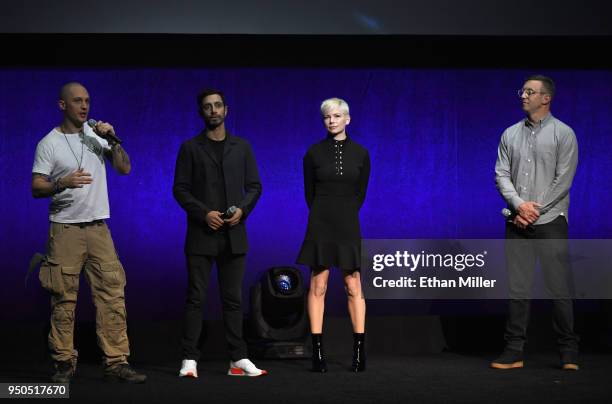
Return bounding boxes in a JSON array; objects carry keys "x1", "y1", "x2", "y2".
[{"x1": 248, "y1": 266, "x2": 310, "y2": 359}]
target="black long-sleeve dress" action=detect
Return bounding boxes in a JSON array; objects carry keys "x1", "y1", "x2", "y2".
[{"x1": 296, "y1": 135, "x2": 370, "y2": 270}]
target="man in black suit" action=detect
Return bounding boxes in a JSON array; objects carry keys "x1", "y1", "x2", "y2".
[{"x1": 173, "y1": 88, "x2": 266, "y2": 378}]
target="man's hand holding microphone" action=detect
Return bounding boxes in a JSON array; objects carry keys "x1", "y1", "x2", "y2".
[{"x1": 206, "y1": 206, "x2": 243, "y2": 230}]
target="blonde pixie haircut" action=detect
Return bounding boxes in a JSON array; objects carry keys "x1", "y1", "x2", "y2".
[{"x1": 320, "y1": 98, "x2": 350, "y2": 116}]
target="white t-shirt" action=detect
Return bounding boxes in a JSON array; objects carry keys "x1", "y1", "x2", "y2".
[{"x1": 32, "y1": 125, "x2": 112, "y2": 223}]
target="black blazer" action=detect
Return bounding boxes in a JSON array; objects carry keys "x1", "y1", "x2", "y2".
[{"x1": 173, "y1": 131, "x2": 262, "y2": 255}]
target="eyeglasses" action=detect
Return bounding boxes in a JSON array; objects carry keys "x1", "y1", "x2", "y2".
[{"x1": 517, "y1": 88, "x2": 547, "y2": 97}]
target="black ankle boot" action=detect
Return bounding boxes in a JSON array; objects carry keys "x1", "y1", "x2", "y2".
[
  {"x1": 352, "y1": 333, "x2": 366, "y2": 372},
  {"x1": 311, "y1": 333, "x2": 327, "y2": 373}
]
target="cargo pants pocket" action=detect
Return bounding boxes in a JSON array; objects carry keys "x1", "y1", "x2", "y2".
[
  {"x1": 39, "y1": 258, "x2": 81, "y2": 296},
  {"x1": 39, "y1": 258, "x2": 63, "y2": 295}
]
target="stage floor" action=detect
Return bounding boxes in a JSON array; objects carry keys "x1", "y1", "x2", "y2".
[{"x1": 2, "y1": 352, "x2": 611, "y2": 403}]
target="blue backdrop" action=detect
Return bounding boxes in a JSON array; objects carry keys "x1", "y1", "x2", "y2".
[{"x1": 1, "y1": 68, "x2": 611, "y2": 321}]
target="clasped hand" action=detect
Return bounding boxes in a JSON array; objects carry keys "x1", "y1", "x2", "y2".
[
  {"x1": 205, "y1": 208, "x2": 243, "y2": 230},
  {"x1": 514, "y1": 201, "x2": 541, "y2": 229}
]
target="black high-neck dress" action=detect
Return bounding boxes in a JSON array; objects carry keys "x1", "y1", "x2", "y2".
[{"x1": 296, "y1": 135, "x2": 370, "y2": 270}]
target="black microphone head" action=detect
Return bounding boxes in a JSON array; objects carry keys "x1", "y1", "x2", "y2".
[
  {"x1": 87, "y1": 119, "x2": 97, "y2": 128},
  {"x1": 226, "y1": 206, "x2": 237, "y2": 217},
  {"x1": 501, "y1": 208, "x2": 512, "y2": 218}
]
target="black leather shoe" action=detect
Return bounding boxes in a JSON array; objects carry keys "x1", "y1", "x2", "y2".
[
  {"x1": 104, "y1": 364, "x2": 147, "y2": 383},
  {"x1": 490, "y1": 348, "x2": 524, "y2": 369},
  {"x1": 311, "y1": 334, "x2": 327, "y2": 373},
  {"x1": 351, "y1": 333, "x2": 366, "y2": 372},
  {"x1": 51, "y1": 360, "x2": 75, "y2": 383}
]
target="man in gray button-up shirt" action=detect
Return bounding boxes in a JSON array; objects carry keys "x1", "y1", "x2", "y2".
[
  {"x1": 492, "y1": 75, "x2": 580, "y2": 371},
  {"x1": 495, "y1": 87, "x2": 578, "y2": 227}
]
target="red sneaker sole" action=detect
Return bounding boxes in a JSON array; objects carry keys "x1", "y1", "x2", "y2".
[{"x1": 228, "y1": 368, "x2": 268, "y2": 377}]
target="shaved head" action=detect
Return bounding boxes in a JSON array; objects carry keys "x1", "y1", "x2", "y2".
[
  {"x1": 59, "y1": 82, "x2": 87, "y2": 101},
  {"x1": 57, "y1": 82, "x2": 90, "y2": 129}
]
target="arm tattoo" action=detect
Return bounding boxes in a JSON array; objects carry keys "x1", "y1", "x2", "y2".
[
  {"x1": 32, "y1": 172, "x2": 63, "y2": 197},
  {"x1": 32, "y1": 173, "x2": 50, "y2": 182},
  {"x1": 113, "y1": 144, "x2": 130, "y2": 165},
  {"x1": 108, "y1": 144, "x2": 131, "y2": 173}
]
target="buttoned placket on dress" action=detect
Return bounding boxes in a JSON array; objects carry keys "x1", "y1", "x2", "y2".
[{"x1": 334, "y1": 140, "x2": 344, "y2": 176}]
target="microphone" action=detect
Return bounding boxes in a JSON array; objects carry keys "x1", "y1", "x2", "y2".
[
  {"x1": 501, "y1": 208, "x2": 535, "y2": 232},
  {"x1": 221, "y1": 205, "x2": 237, "y2": 220},
  {"x1": 87, "y1": 119, "x2": 123, "y2": 145}
]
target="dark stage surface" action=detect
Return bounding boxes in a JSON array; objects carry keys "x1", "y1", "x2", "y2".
[
  {"x1": 3, "y1": 353, "x2": 612, "y2": 404},
  {"x1": 3, "y1": 312, "x2": 612, "y2": 403}
]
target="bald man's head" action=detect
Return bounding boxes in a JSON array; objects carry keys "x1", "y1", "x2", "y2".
[
  {"x1": 58, "y1": 82, "x2": 90, "y2": 128},
  {"x1": 59, "y1": 82, "x2": 87, "y2": 101}
]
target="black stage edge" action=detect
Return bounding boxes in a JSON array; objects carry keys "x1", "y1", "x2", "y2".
[{"x1": 2, "y1": 34, "x2": 612, "y2": 68}]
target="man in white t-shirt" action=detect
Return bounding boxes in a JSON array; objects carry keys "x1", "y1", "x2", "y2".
[{"x1": 32, "y1": 82, "x2": 146, "y2": 384}]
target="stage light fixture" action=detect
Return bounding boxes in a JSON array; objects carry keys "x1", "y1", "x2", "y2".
[{"x1": 247, "y1": 266, "x2": 310, "y2": 359}]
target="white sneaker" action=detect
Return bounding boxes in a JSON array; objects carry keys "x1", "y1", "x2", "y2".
[
  {"x1": 179, "y1": 359, "x2": 198, "y2": 378},
  {"x1": 227, "y1": 358, "x2": 268, "y2": 377}
]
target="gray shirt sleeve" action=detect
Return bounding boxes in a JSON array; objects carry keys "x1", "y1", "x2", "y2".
[
  {"x1": 536, "y1": 128, "x2": 579, "y2": 215},
  {"x1": 495, "y1": 131, "x2": 525, "y2": 211}
]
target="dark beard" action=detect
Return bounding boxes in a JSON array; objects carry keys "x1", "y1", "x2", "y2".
[{"x1": 204, "y1": 117, "x2": 223, "y2": 129}]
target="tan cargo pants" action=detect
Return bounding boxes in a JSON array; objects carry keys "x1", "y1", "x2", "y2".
[{"x1": 39, "y1": 221, "x2": 130, "y2": 367}]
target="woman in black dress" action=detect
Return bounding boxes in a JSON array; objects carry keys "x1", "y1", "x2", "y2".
[{"x1": 297, "y1": 98, "x2": 370, "y2": 372}]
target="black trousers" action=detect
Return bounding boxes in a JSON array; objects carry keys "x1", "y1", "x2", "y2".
[
  {"x1": 181, "y1": 234, "x2": 248, "y2": 361},
  {"x1": 504, "y1": 215, "x2": 579, "y2": 352}
]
